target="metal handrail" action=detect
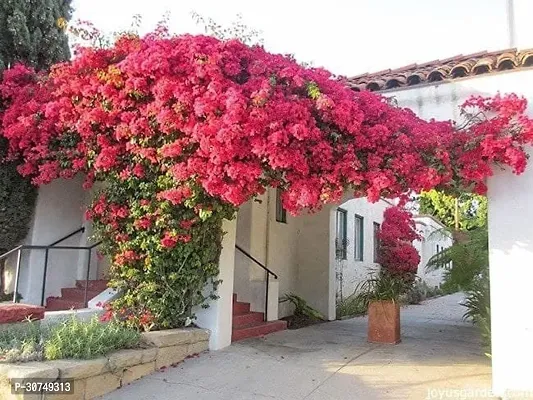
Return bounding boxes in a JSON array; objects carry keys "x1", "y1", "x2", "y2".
[
  {"x1": 0, "y1": 226, "x2": 102, "y2": 307},
  {"x1": 49, "y1": 226, "x2": 85, "y2": 246},
  {"x1": 235, "y1": 244, "x2": 278, "y2": 322},
  {"x1": 0, "y1": 226, "x2": 87, "y2": 261},
  {"x1": 235, "y1": 244, "x2": 278, "y2": 279}
]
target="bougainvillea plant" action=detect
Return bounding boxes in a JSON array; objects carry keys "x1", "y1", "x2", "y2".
[
  {"x1": 1, "y1": 27, "x2": 533, "y2": 329},
  {"x1": 378, "y1": 206, "x2": 421, "y2": 277}
]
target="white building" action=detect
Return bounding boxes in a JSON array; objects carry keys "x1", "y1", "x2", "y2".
[
  {"x1": 3, "y1": 175, "x2": 440, "y2": 343},
  {"x1": 413, "y1": 214, "x2": 452, "y2": 289},
  {"x1": 347, "y1": 47, "x2": 533, "y2": 397}
]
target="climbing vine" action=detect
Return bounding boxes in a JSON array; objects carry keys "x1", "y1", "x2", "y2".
[{"x1": 1, "y1": 28, "x2": 533, "y2": 329}]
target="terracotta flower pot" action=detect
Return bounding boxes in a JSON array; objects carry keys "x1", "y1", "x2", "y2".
[{"x1": 367, "y1": 300, "x2": 401, "y2": 344}]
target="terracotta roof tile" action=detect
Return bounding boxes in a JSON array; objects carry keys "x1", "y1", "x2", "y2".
[{"x1": 346, "y1": 48, "x2": 533, "y2": 92}]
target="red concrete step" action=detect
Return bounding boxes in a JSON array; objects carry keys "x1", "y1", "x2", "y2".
[
  {"x1": 233, "y1": 301, "x2": 250, "y2": 315},
  {"x1": 232, "y1": 311, "x2": 264, "y2": 328},
  {"x1": 232, "y1": 320, "x2": 287, "y2": 342},
  {"x1": 60, "y1": 288, "x2": 101, "y2": 302},
  {"x1": 75, "y1": 279, "x2": 109, "y2": 292},
  {"x1": 46, "y1": 297, "x2": 84, "y2": 311}
]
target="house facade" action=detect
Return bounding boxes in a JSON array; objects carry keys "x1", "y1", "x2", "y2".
[
  {"x1": 347, "y1": 47, "x2": 533, "y2": 396},
  {"x1": 4, "y1": 177, "x2": 443, "y2": 345}
]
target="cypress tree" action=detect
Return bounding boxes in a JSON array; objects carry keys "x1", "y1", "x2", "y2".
[
  {"x1": 0, "y1": 0, "x2": 73, "y2": 295},
  {"x1": 0, "y1": 0, "x2": 72, "y2": 71}
]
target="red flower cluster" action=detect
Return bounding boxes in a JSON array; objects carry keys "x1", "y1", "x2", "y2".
[
  {"x1": 2, "y1": 33, "x2": 532, "y2": 217},
  {"x1": 1, "y1": 30, "x2": 533, "y2": 328},
  {"x1": 378, "y1": 206, "x2": 421, "y2": 275}
]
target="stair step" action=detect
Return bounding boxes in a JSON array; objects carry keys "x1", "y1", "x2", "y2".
[
  {"x1": 232, "y1": 320, "x2": 287, "y2": 342},
  {"x1": 232, "y1": 301, "x2": 250, "y2": 315},
  {"x1": 46, "y1": 297, "x2": 85, "y2": 311},
  {"x1": 75, "y1": 280, "x2": 109, "y2": 292},
  {"x1": 61, "y1": 288, "x2": 101, "y2": 302},
  {"x1": 232, "y1": 312, "x2": 264, "y2": 328}
]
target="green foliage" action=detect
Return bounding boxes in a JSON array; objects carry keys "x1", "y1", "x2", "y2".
[
  {"x1": 352, "y1": 270, "x2": 413, "y2": 311},
  {"x1": 0, "y1": 140, "x2": 38, "y2": 291},
  {"x1": 418, "y1": 190, "x2": 487, "y2": 231},
  {"x1": 462, "y1": 271, "x2": 491, "y2": 357},
  {"x1": 93, "y1": 177, "x2": 235, "y2": 330},
  {"x1": 44, "y1": 315, "x2": 140, "y2": 360},
  {"x1": 0, "y1": 318, "x2": 42, "y2": 362},
  {"x1": 0, "y1": 316, "x2": 140, "y2": 363},
  {"x1": 0, "y1": 0, "x2": 72, "y2": 72},
  {"x1": 426, "y1": 226, "x2": 491, "y2": 356},
  {"x1": 426, "y1": 227, "x2": 488, "y2": 291},
  {"x1": 403, "y1": 279, "x2": 443, "y2": 305},
  {"x1": 0, "y1": 0, "x2": 72, "y2": 291},
  {"x1": 0, "y1": 152, "x2": 37, "y2": 252},
  {"x1": 280, "y1": 293, "x2": 324, "y2": 320},
  {"x1": 336, "y1": 290, "x2": 368, "y2": 318}
]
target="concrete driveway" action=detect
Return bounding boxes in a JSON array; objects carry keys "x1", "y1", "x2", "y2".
[{"x1": 101, "y1": 293, "x2": 493, "y2": 400}]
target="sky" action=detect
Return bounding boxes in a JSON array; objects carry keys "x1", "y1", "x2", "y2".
[{"x1": 72, "y1": 0, "x2": 533, "y2": 77}]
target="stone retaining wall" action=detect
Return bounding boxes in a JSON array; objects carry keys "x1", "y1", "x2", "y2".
[{"x1": 0, "y1": 328, "x2": 209, "y2": 399}]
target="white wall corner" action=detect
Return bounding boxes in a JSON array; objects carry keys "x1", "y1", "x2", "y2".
[
  {"x1": 266, "y1": 279, "x2": 279, "y2": 321},
  {"x1": 194, "y1": 218, "x2": 236, "y2": 351}
]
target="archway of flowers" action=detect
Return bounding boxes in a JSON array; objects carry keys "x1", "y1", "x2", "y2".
[{"x1": 1, "y1": 30, "x2": 532, "y2": 330}]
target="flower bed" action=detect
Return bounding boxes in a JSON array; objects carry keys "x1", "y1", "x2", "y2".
[{"x1": 0, "y1": 328, "x2": 209, "y2": 399}]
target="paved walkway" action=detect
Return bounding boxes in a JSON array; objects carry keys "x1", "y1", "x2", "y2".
[{"x1": 101, "y1": 293, "x2": 494, "y2": 400}]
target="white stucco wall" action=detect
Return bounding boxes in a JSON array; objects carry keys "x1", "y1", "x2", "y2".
[
  {"x1": 4, "y1": 176, "x2": 87, "y2": 305},
  {"x1": 334, "y1": 198, "x2": 390, "y2": 302},
  {"x1": 384, "y1": 69, "x2": 533, "y2": 395},
  {"x1": 488, "y1": 149, "x2": 533, "y2": 396},
  {"x1": 413, "y1": 215, "x2": 452, "y2": 289},
  {"x1": 234, "y1": 188, "x2": 300, "y2": 318}
]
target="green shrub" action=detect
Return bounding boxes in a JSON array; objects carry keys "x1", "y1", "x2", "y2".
[
  {"x1": 44, "y1": 316, "x2": 140, "y2": 360},
  {"x1": 0, "y1": 315, "x2": 140, "y2": 363},
  {"x1": 336, "y1": 290, "x2": 367, "y2": 318},
  {"x1": 354, "y1": 270, "x2": 413, "y2": 309},
  {"x1": 462, "y1": 271, "x2": 491, "y2": 357},
  {"x1": 403, "y1": 279, "x2": 443, "y2": 305},
  {"x1": 280, "y1": 293, "x2": 323, "y2": 320},
  {"x1": 0, "y1": 319, "x2": 42, "y2": 362}
]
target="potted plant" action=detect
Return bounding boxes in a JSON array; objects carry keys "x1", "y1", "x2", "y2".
[
  {"x1": 356, "y1": 271, "x2": 411, "y2": 344},
  {"x1": 357, "y1": 206, "x2": 421, "y2": 344}
]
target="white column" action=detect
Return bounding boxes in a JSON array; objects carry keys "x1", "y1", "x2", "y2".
[
  {"x1": 195, "y1": 218, "x2": 236, "y2": 350},
  {"x1": 488, "y1": 149, "x2": 533, "y2": 396}
]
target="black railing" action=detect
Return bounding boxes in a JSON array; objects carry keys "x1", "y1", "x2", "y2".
[
  {"x1": 235, "y1": 244, "x2": 278, "y2": 322},
  {"x1": 0, "y1": 227, "x2": 102, "y2": 307}
]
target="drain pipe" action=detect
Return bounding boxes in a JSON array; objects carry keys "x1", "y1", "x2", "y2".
[
  {"x1": 507, "y1": 0, "x2": 516, "y2": 48},
  {"x1": 264, "y1": 189, "x2": 272, "y2": 320}
]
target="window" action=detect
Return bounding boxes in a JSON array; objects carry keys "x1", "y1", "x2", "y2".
[
  {"x1": 373, "y1": 222, "x2": 381, "y2": 263},
  {"x1": 436, "y1": 244, "x2": 441, "y2": 255},
  {"x1": 354, "y1": 215, "x2": 364, "y2": 261},
  {"x1": 275, "y1": 188, "x2": 287, "y2": 223},
  {"x1": 335, "y1": 209, "x2": 348, "y2": 260}
]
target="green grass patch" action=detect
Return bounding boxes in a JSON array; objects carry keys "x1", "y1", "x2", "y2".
[{"x1": 0, "y1": 315, "x2": 140, "y2": 363}]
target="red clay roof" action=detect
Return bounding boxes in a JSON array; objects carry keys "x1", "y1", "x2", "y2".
[{"x1": 346, "y1": 48, "x2": 533, "y2": 92}]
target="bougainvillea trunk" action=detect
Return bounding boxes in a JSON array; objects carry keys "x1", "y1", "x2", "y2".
[{"x1": 1, "y1": 29, "x2": 533, "y2": 330}]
